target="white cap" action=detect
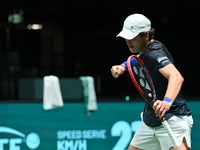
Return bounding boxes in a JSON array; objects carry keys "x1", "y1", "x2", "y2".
[{"x1": 117, "y1": 14, "x2": 151, "y2": 40}]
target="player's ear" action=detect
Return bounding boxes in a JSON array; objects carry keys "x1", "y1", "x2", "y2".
[{"x1": 146, "y1": 32, "x2": 150, "y2": 40}]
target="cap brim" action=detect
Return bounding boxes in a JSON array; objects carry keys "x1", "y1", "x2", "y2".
[{"x1": 116, "y1": 29, "x2": 139, "y2": 40}]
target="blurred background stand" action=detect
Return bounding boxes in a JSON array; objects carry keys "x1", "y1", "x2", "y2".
[
  {"x1": 6, "y1": 51, "x2": 20, "y2": 99},
  {"x1": 0, "y1": 51, "x2": 20, "y2": 100}
]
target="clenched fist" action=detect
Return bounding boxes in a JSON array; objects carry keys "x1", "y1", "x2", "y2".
[{"x1": 111, "y1": 65, "x2": 126, "y2": 79}]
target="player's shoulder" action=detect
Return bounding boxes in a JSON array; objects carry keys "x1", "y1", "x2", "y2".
[
  {"x1": 147, "y1": 40, "x2": 167, "y2": 52},
  {"x1": 145, "y1": 40, "x2": 174, "y2": 67},
  {"x1": 146, "y1": 40, "x2": 169, "y2": 57},
  {"x1": 142, "y1": 40, "x2": 173, "y2": 64}
]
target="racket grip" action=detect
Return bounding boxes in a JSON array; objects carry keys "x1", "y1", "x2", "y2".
[{"x1": 162, "y1": 119, "x2": 179, "y2": 148}]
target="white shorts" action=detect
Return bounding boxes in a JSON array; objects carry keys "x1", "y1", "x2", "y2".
[{"x1": 130, "y1": 113, "x2": 193, "y2": 150}]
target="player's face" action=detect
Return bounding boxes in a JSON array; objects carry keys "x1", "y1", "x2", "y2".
[{"x1": 125, "y1": 34, "x2": 147, "y2": 54}]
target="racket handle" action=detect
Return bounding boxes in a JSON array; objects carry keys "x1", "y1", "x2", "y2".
[{"x1": 162, "y1": 119, "x2": 179, "y2": 148}]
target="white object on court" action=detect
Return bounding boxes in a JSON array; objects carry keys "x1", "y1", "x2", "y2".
[
  {"x1": 79, "y1": 76, "x2": 98, "y2": 115},
  {"x1": 43, "y1": 75, "x2": 64, "y2": 110}
]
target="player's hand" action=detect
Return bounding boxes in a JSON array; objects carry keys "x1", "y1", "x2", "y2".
[
  {"x1": 153, "y1": 100, "x2": 171, "y2": 119},
  {"x1": 111, "y1": 65, "x2": 125, "y2": 79}
]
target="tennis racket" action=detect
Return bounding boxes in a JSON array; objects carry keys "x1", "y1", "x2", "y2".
[{"x1": 127, "y1": 55, "x2": 179, "y2": 148}]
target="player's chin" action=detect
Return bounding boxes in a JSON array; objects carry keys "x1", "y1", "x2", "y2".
[{"x1": 129, "y1": 48, "x2": 137, "y2": 53}]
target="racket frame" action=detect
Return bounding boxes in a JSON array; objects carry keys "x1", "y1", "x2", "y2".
[{"x1": 127, "y1": 55, "x2": 156, "y2": 106}]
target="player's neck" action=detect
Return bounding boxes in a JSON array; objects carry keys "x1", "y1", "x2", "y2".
[{"x1": 140, "y1": 39, "x2": 154, "y2": 54}]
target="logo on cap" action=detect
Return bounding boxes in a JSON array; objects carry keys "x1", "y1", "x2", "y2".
[{"x1": 130, "y1": 26, "x2": 134, "y2": 30}]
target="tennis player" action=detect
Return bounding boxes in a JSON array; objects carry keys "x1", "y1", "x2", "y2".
[{"x1": 111, "y1": 14, "x2": 193, "y2": 150}]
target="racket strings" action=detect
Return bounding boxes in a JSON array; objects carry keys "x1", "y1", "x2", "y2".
[
  {"x1": 132, "y1": 64, "x2": 154, "y2": 100},
  {"x1": 133, "y1": 65, "x2": 151, "y2": 92}
]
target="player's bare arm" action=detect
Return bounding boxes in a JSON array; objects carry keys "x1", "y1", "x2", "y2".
[{"x1": 153, "y1": 64, "x2": 184, "y2": 118}]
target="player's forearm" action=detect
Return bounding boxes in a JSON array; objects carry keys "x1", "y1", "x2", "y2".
[
  {"x1": 164, "y1": 72, "x2": 184, "y2": 101},
  {"x1": 122, "y1": 57, "x2": 138, "y2": 70}
]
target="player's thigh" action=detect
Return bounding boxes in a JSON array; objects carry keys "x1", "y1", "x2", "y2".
[
  {"x1": 157, "y1": 115, "x2": 192, "y2": 150},
  {"x1": 128, "y1": 144, "x2": 142, "y2": 150},
  {"x1": 170, "y1": 142, "x2": 187, "y2": 150},
  {"x1": 130, "y1": 121, "x2": 161, "y2": 150}
]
